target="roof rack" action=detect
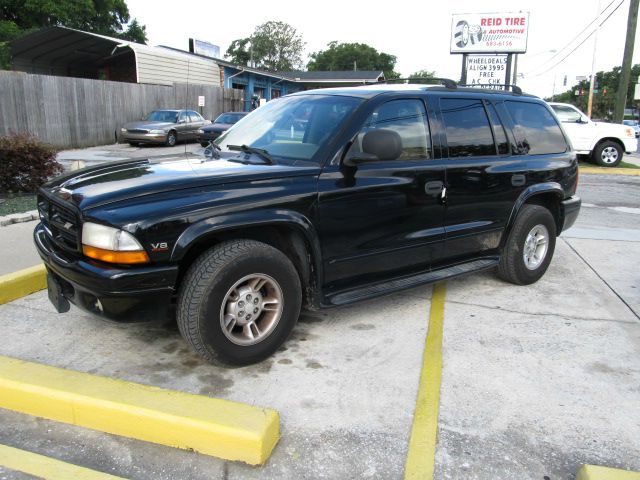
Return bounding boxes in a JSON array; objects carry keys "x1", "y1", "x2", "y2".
[
  {"x1": 459, "y1": 84, "x2": 523, "y2": 95},
  {"x1": 377, "y1": 77, "x2": 458, "y2": 89}
]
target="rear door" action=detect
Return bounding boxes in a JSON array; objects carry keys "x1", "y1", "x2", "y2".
[
  {"x1": 436, "y1": 95, "x2": 519, "y2": 265},
  {"x1": 188, "y1": 111, "x2": 205, "y2": 139}
]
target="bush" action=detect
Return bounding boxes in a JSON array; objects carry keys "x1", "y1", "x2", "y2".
[{"x1": 0, "y1": 134, "x2": 62, "y2": 193}]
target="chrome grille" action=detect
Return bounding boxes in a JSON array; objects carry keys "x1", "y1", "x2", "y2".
[
  {"x1": 38, "y1": 195, "x2": 80, "y2": 252},
  {"x1": 127, "y1": 129, "x2": 148, "y2": 134}
]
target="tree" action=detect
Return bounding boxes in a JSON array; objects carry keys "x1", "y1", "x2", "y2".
[
  {"x1": 549, "y1": 64, "x2": 640, "y2": 120},
  {"x1": 225, "y1": 21, "x2": 304, "y2": 71},
  {"x1": 0, "y1": 0, "x2": 147, "y2": 69},
  {"x1": 409, "y1": 70, "x2": 436, "y2": 79},
  {"x1": 307, "y1": 41, "x2": 400, "y2": 78}
]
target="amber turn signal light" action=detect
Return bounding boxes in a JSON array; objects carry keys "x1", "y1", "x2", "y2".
[{"x1": 82, "y1": 245, "x2": 150, "y2": 264}]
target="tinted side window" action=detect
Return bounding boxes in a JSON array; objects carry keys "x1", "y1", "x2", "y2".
[
  {"x1": 486, "y1": 103, "x2": 509, "y2": 155},
  {"x1": 188, "y1": 111, "x2": 201, "y2": 122},
  {"x1": 178, "y1": 112, "x2": 188, "y2": 122},
  {"x1": 505, "y1": 101, "x2": 567, "y2": 155},
  {"x1": 348, "y1": 99, "x2": 431, "y2": 161},
  {"x1": 441, "y1": 98, "x2": 495, "y2": 157}
]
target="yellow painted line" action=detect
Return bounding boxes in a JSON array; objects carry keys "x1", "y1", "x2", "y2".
[
  {"x1": 0, "y1": 264, "x2": 47, "y2": 305},
  {"x1": 0, "y1": 355, "x2": 279, "y2": 465},
  {"x1": 580, "y1": 166, "x2": 640, "y2": 176},
  {"x1": 577, "y1": 464, "x2": 640, "y2": 480},
  {"x1": 0, "y1": 443, "x2": 125, "y2": 480},
  {"x1": 404, "y1": 282, "x2": 446, "y2": 480}
]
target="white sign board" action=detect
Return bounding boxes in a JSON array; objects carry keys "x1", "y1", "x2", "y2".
[
  {"x1": 198, "y1": 96, "x2": 205, "y2": 107},
  {"x1": 190, "y1": 39, "x2": 221, "y2": 59},
  {"x1": 635, "y1": 84, "x2": 640, "y2": 101},
  {"x1": 466, "y1": 55, "x2": 508, "y2": 88},
  {"x1": 451, "y1": 12, "x2": 529, "y2": 53}
]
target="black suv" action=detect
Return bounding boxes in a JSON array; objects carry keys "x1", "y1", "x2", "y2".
[{"x1": 35, "y1": 82, "x2": 580, "y2": 365}]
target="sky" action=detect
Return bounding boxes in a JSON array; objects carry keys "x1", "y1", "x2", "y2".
[{"x1": 126, "y1": 0, "x2": 640, "y2": 99}]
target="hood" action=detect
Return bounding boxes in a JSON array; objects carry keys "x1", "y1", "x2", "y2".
[
  {"x1": 44, "y1": 156, "x2": 320, "y2": 210},
  {"x1": 123, "y1": 121, "x2": 176, "y2": 130},
  {"x1": 202, "y1": 123, "x2": 233, "y2": 132}
]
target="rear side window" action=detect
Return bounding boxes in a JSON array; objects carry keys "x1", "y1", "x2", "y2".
[
  {"x1": 551, "y1": 104, "x2": 582, "y2": 123},
  {"x1": 486, "y1": 103, "x2": 509, "y2": 155},
  {"x1": 441, "y1": 98, "x2": 495, "y2": 157},
  {"x1": 505, "y1": 101, "x2": 567, "y2": 155}
]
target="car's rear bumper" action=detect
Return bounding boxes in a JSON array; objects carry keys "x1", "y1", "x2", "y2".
[
  {"x1": 560, "y1": 196, "x2": 581, "y2": 232},
  {"x1": 34, "y1": 223, "x2": 179, "y2": 322}
]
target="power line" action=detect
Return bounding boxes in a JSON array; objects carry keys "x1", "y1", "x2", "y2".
[
  {"x1": 524, "y1": 0, "x2": 621, "y2": 77},
  {"x1": 527, "y1": 0, "x2": 625, "y2": 78}
]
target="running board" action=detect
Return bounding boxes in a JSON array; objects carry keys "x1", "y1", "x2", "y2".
[{"x1": 324, "y1": 258, "x2": 498, "y2": 307}]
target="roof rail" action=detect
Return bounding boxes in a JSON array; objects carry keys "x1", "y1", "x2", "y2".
[
  {"x1": 377, "y1": 77, "x2": 458, "y2": 89},
  {"x1": 459, "y1": 84, "x2": 523, "y2": 95}
]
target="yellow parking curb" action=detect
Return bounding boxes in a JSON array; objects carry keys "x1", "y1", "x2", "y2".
[
  {"x1": 0, "y1": 355, "x2": 279, "y2": 465},
  {"x1": 0, "y1": 443, "x2": 126, "y2": 480},
  {"x1": 404, "y1": 282, "x2": 446, "y2": 479},
  {"x1": 577, "y1": 465, "x2": 640, "y2": 480},
  {"x1": 580, "y1": 166, "x2": 640, "y2": 176},
  {"x1": 0, "y1": 264, "x2": 47, "y2": 305}
]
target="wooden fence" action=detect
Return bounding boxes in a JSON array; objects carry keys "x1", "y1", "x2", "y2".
[{"x1": 0, "y1": 71, "x2": 244, "y2": 148}]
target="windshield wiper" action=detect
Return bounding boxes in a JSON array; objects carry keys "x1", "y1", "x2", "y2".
[{"x1": 227, "y1": 144, "x2": 275, "y2": 165}]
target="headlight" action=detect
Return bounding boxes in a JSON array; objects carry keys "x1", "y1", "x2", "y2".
[
  {"x1": 121, "y1": 128, "x2": 127, "y2": 133},
  {"x1": 82, "y1": 222, "x2": 149, "y2": 264},
  {"x1": 149, "y1": 129, "x2": 165, "y2": 134},
  {"x1": 197, "y1": 129, "x2": 204, "y2": 134},
  {"x1": 625, "y1": 128, "x2": 635, "y2": 137}
]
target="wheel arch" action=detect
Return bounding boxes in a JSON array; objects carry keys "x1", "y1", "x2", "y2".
[
  {"x1": 591, "y1": 136, "x2": 624, "y2": 153},
  {"x1": 501, "y1": 184, "x2": 564, "y2": 249},
  {"x1": 171, "y1": 210, "x2": 323, "y2": 308}
]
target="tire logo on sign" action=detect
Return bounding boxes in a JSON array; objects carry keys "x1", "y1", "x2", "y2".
[{"x1": 455, "y1": 20, "x2": 483, "y2": 48}]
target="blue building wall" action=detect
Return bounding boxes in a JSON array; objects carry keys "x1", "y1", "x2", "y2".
[{"x1": 223, "y1": 66, "x2": 302, "y2": 111}]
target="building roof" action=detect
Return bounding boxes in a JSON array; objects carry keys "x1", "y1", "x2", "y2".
[
  {"x1": 10, "y1": 26, "x2": 220, "y2": 86},
  {"x1": 281, "y1": 70, "x2": 385, "y2": 83}
]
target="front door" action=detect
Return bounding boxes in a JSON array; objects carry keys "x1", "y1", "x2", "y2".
[{"x1": 317, "y1": 98, "x2": 446, "y2": 293}]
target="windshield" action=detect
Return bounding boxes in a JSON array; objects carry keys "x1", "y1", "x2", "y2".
[
  {"x1": 215, "y1": 113, "x2": 246, "y2": 124},
  {"x1": 215, "y1": 94, "x2": 362, "y2": 162},
  {"x1": 144, "y1": 110, "x2": 179, "y2": 123}
]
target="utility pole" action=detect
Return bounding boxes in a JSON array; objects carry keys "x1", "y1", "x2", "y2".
[
  {"x1": 614, "y1": 0, "x2": 639, "y2": 123},
  {"x1": 512, "y1": 54, "x2": 519, "y2": 85},
  {"x1": 587, "y1": 0, "x2": 602, "y2": 118}
]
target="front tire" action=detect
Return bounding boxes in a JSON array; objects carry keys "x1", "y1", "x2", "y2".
[
  {"x1": 165, "y1": 130, "x2": 177, "y2": 147},
  {"x1": 592, "y1": 140, "x2": 622, "y2": 167},
  {"x1": 177, "y1": 240, "x2": 302, "y2": 365},
  {"x1": 497, "y1": 205, "x2": 556, "y2": 285}
]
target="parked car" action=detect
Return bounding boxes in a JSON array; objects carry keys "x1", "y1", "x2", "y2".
[
  {"x1": 36, "y1": 82, "x2": 580, "y2": 365},
  {"x1": 120, "y1": 109, "x2": 209, "y2": 147},
  {"x1": 197, "y1": 112, "x2": 249, "y2": 146},
  {"x1": 622, "y1": 119, "x2": 640, "y2": 138},
  {"x1": 548, "y1": 102, "x2": 637, "y2": 167}
]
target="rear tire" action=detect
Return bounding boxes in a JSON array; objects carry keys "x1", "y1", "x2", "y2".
[
  {"x1": 592, "y1": 140, "x2": 622, "y2": 167},
  {"x1": 128, "y1": 142, "x2": 138, "y2": 147},
  {"x1": 497, "y1": 205, "x2": 556, "y2": 285},
  {"x1": 177, "y1": 240, "x2": 302, "y2": 365}
]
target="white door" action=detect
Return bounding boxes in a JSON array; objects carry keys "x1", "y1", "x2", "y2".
[{"x1": 551, "y1": 104, "x2": 595, "y2": 152}]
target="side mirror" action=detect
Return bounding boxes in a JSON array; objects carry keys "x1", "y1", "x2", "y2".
[
  {"x1": 344, "y1": 129, "x2": 402, "y2": 166},
  {"x1": 578, "y1": 115, "x2": 589, "y2": 124}
]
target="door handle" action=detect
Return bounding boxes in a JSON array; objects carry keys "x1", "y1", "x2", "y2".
[
  {"x1": 511, "y1": 174, "x2": 526, "y2": 187},
  {"x1": 424, "y1": 181, "x2": 444, "y2": 196}
]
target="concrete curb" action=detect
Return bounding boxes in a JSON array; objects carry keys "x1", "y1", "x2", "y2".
[
  {"x1": 577, "y1": 465, "x2": 640, "y2": 479},
  {"x1": 0, "y1": 264, "x2": 47, "y2": 305},
  {"x1": 580, "y1": 166, "x2": 640, "y2": 176},
  {"x1": 0, "y1": 210, "x2": 39, "y2": 227},
  {"x1": 0, "y1": 355, "x2": 280, "y2": 465}
]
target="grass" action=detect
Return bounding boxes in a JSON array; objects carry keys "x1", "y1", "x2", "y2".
[
  {"x1": 578, "y1": 160, "x2": 639, "y2": 169},
  {"x1": 0, "y1": 194, "x2": 37, "y2": 216}
]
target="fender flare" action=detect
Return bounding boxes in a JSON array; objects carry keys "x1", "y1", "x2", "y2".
[
  {"x1": 170, "y1": 208, "x2": 324, "y2": 283},
  {"x1": 501, "y1": 183, "x2": 564, "y2": 248}
]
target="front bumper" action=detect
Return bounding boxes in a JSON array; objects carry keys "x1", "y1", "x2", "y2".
[
  {"x1": 560, "y1": 196, "x2": 581, "y2": 232},
  {"x1": 34, "y1": 223, "x2": 179, "y2": 322},
  {"x1": 197, "y1": 130, "x2": 224, "y2": 143},
  {"x1": 121, "y1": 132, "x2": 167, "y2": 144},
  {"x1": 623, "y1": 137, "x2": 638, "y2": 153}
]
